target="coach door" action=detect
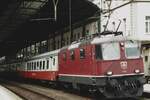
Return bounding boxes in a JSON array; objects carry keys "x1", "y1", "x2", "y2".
[{"x1": 51, "y1": 55, "x2": 58, "y2": 71}]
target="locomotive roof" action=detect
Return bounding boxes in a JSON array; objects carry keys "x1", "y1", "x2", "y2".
[
  {"x1": 68, "y1": 35, "x2": 140, "y2": 50},
  {"x1": 91, "y1": 35, "x2": 140, "y2": 44}
]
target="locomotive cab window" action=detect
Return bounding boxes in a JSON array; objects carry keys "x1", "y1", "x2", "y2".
[
  {"x1": 80, "y1": 48, "x2": 85, "y2": 59},
  {"x1": 102, "y1": 42, "x2": 120, "y2": 60},
  {"x1": 70, "y1": 50, "x2": 75, "y2": 60},
  {"x1": 125, "y1": 41, "x2": 140, "y2": 59},
  {"x1": 95, "y1": 44, "x2": 102, "y2": 59}
]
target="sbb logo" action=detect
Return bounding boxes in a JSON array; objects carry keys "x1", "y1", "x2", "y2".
[{"x1": 120, "y1": 61, "x2": 128, "y2": 70}]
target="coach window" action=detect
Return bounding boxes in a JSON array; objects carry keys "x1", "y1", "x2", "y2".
[
  {"x1": 70, "y1": 50, "x2": 75, "y2": 60},
  {"x1": 43, "y1": 61, "x2": 45, "y2": 69},
  {"x1": 40, "y1": 61, "x2": 42, "y2": 70},
  {"x1": 29, "y1": 63, "x2": 31, "y2": 70},
  {"x1": 28, "y1": 63, "x2": 29, "y2": 70},
  {"x1": 95, "y1": 44, "x2": 102, "y2": 59},
  {"x1": 47, "y1": 60, "x2": 49, "y2": 69},
  {"x1": 36, "y1": 61, "x2": 39, "y2": 70},
  {"x1": 26, "y1": 63, "x2": 27, "y2": 70},
  {"x1": 80, "y1": 48, "x2": 85, "y2": 59},
  {"x1": 34, "y1": 62, "x2": 36, "y2": 70},
  {"x1": 27, "y1": 63, "x2": 29, "y2": 70},
  {"x1": 30, "y1": 63, "x2": 32, "y2": 70},
  {"x1": 29, "y1": 62, "x2": 32, "y2": 70},
  {"x1": 32, "y1": 62, "x2": 34, "y2": 70},
  {"x1": 28, "y1": 63, "x2": 30, "y2": 70}
]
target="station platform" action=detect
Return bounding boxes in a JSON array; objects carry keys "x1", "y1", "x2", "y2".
[
  {"x1": 0, "y1": 85, "x2": 22, "y2": 100},
  {"x1": 144, "y1": 84, "x2": 150, "y2": 93}
]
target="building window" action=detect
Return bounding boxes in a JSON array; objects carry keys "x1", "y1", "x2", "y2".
[
  {"x1": 67, "y1": 36, "x2": 69, "y2": 45},
  {"x1": 41, "y1": 40, "x2": 48, "y2": 53},
  {"x1": 80, "y1": 48, "x2": 85, "y2": 59},
  {"x1": 145, "y1": 56, "x2": 148, "y2": 62},
  {"x1": 65, "y1": 37, "x2": 67, "y2": 45},
  {"x1": 145, "y1": 16, "x2": 150, "y2": 33},
  {"x1": 86, "y1": 30, "x2": 89, "y2": 35},
  {"x1": 78, "y1": 33, "x2": 80, "y2": 39}
]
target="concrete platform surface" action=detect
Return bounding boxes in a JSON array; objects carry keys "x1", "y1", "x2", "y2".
[{"x1": 0, "y1": 85, "x2": 22, "y2": 100}]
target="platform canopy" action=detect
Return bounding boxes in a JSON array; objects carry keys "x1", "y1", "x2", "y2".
[{"x1": 0, "y1": 0, "x2": 99, "y2": 56}]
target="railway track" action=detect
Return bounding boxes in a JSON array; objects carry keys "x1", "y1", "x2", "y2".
[
  {"x1": 0, "y1": 79, "x2": 150, "y2": 100},
  {"x1": 0, "y1": 79, "x2": 90, "y2": 100},
  {"x1": 1, "y1": 82, "x2": 54, "y2": 100}
]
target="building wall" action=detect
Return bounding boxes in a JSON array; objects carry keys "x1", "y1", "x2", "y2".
[
  {"x1": 72, "y1": 27, "x2": 83, "y2": 41},
  {"x1": 55, "y1": 35, "x2": 61, "y2": 49},
  {"x1": 48, "y1": 39, "x2": 53, "y2": 51},
  {"x1": 100, "y1": 0, "x2": 150, "y2": 40},
  {"x1": 101, "y1": 1, "x2": 133, "y2": 36},
  {"x1": 142, "y1": 48, "x2": 150, "y2": 76},
  {"x1": 63, "y1": 32, "x2": 71, "y2": 46},
  {"x1": 136, "y1": 2, "x2": 150, "y2": 38}
]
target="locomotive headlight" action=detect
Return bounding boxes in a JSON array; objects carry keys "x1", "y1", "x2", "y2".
[
  {"x1": 135, "y1": 69, "x2": 140, "y2": 74},
  {"x1": 106, "y1": 71, "x2": 113, "y2": 76}
]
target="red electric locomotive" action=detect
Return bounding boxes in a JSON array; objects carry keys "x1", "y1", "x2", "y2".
[
  {"x1": 58, "y1": 32, "x2": 144, "y2": 98},
  {"x1": 1, "y1": 31, "x2": 144, "y2": 98}
]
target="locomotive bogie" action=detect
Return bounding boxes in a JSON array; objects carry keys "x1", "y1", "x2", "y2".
[{"x1": 98, "y1": 76, "x2": 144, "y2": 98}]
